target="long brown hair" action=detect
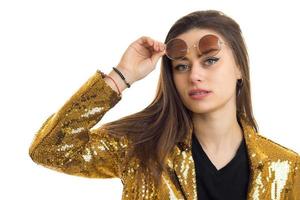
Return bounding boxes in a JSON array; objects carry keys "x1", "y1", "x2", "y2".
[{"x1": 101, "y1": 9, "x2": 258, "y2": 187}]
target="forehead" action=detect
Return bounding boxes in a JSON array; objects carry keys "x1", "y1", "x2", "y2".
[{"x1": 175, "y1": 28, "x2": 226, "y2": 44}]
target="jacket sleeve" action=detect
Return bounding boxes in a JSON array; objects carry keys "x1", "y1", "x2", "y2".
[
  {"x1": 29, "y1": 69, "x2": 130, "y2": 179},
  {"x1": 289, "y1": 154, "x2": 300, "y2": 199}
]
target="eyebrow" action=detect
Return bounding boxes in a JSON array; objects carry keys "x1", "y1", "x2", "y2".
[
  {"x1": 173, "y1": 49, "x2": 221, "y2": 62},
  {"x1": 179, "y1": 57, "x2": 190, "y2": 61},
  {"x1": 174, "y1": 54, "x2": 203, "y2": 62}
]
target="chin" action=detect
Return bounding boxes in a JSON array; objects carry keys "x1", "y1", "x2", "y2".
[
  {"x1": 190, "y1": 107, "x2": 213, "y2": 115},
  {"x1": 184, "y1": 102, "x2": 214, "y2": 114}
]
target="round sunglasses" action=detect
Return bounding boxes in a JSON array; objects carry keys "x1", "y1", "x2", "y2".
[{"x1": 165, "y1": 34, "x2": 226, "y2": 60}]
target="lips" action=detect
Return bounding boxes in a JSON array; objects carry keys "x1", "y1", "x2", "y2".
[{"x1": 188, "y1": 88, "x2": 211, "y2": 96}]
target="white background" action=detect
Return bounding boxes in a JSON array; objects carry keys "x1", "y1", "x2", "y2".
[{"x1": 1, "y1": 0, "x2": 299, "y2": 199}]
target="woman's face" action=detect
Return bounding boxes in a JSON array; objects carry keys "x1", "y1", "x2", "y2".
[{"x1": 171, "y1": 28, "x2": 242, "y2": 115}]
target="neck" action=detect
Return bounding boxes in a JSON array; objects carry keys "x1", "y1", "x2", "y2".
[{"x1": 192, "y1": 109, "x2": 243, "y2": 154}]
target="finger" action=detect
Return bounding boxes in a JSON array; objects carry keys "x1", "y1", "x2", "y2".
[
  {"x1": 139, "y1": 36, "x2": 154, "y2": 48},
  {"x1": 154, "y1": 41, "x2": 164, "y2": 52},
  {"x1": 151, "y1": 48, "x2": 166, "y2": 63},
  {"x1": 159, "y1": 43, "x2": 166, "y2": 51},
  {"x1": 154, "y1": 41, "x2": 158, "y2": 51},
  {"x1": 154, "y1": 42, "x2": 165, "y2": 52},
  {"x1": 138, "y1": 36, "x2": 165, "y2": 53},
  {"x1": 140, "y1": 36, "x2": 165, "y2": 51}
]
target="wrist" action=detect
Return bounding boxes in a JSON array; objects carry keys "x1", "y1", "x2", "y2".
[
  {"x1": 115, "y1": 64, "x2": 136, "y2": 85},
  {"x1": 106, "y1": 69, "x2": 128, "y2": 93},
  {"x1": 104, "y1": 74, "x2": 121, "y2": 95},
  {"x1": 113, "y1": 67, "x2": 131, "y2": 88}
]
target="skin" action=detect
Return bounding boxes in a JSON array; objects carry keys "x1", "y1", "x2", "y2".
[{"x1": 171, "y1": 28, "x2": 244, "y2": 170}]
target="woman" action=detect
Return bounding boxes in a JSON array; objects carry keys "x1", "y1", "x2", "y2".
[{"x1": 29, "y1": 10, "x2": 299, "y2": 199}]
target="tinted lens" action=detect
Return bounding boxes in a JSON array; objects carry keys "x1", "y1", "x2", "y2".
[
  {"x1": 198, "y1": 34, "x2": 221, "y2": 56},
  {"x1": 165, "y1": 38, "x2": 187, "y2": 60}
]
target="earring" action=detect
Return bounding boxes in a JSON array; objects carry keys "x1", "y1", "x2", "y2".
[{"x1": 237, "y1": 79, "x2": 243, "y2": 96}]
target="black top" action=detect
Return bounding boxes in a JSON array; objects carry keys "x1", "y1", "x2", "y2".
[{"x1": 191, "y1": 133, "x2": 250, "y2": 200}]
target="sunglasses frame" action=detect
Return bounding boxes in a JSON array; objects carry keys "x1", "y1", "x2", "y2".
[{"x1": 165, "y1": 34, "x2": 227, "y2": 61}]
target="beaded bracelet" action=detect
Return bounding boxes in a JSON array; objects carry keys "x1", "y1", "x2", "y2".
[
  {"x1": 105, "y1": 74, "x2": 121, "y2": 95},
  {"x1": 112, "y1": 67, "x2": 131, "y2": 88}
]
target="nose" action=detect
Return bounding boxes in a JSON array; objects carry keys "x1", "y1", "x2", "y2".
[
  {"x1": 189, "y1": 62, "x2": 206, "y2": 83},
  {"x1": 185, "y1": 46, "x2": 206, "y2": 83}
]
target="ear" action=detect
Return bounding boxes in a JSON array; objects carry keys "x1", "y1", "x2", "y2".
[{"x1": 234, "y1": 65, "x2": 242, "y2": 79}]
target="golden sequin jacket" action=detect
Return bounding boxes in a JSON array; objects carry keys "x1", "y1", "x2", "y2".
[{"x1": 29, "y1": 70, "x2": 300, "y2": 200}]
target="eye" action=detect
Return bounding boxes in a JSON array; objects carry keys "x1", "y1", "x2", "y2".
[
  {"x1": 173, "y1": 57, "x2": 220, "y2": 72},
  {"x1": 174, "y1": 64, "x2": 190, "y2": 72},
  {"x1": 203, "y1": 57, "x2": 220, "y2": 66}
]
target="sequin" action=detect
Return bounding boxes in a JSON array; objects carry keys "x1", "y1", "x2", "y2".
[
  {"x1": 82, "y1": 148, "x2": 92, "y2": 162},
  {"x1": 81, "y1": 106, "x2": 104, "y2": 118},
  {"x1": 162, "y1": 175, "x2": 178, "y2": 200},
  {"x1": 269, "y1": 160, "x2": 291, "y2": 199},
  {"x1": 29, "y1": 69, "x2": 300, "y2": 199},
  {"x1": 57, "y1": 144, "x2": 74, "y2": 151},
  {"x1": 253, "y1": 171, "x2": 263, "y2": 200}
]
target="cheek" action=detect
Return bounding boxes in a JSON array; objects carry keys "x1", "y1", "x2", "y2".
[
  {"x1": 214, "y1": 68, "x2": 237, "y2": 96},
  {"x1": 173, "y1": 75, "x2": 188, "y2": 99}
]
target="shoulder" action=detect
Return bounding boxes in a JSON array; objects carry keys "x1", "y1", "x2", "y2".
[{"x1": 256, "y1": 133, "x2": 300, "y2": 162}]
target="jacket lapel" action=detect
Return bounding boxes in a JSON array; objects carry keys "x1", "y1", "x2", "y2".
[
  {"x1": 172, "y1": 145, "x2": 197, "y2": 200},
  {"x1": 165, "y1": 125, "x2": 197, "y2": 200},
  {"x1": 240, "y1": 116, "x2": 270, "y2": 199},
  {"x1": 170, "y1": 114, "x2": 270, "y2": 200}
]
